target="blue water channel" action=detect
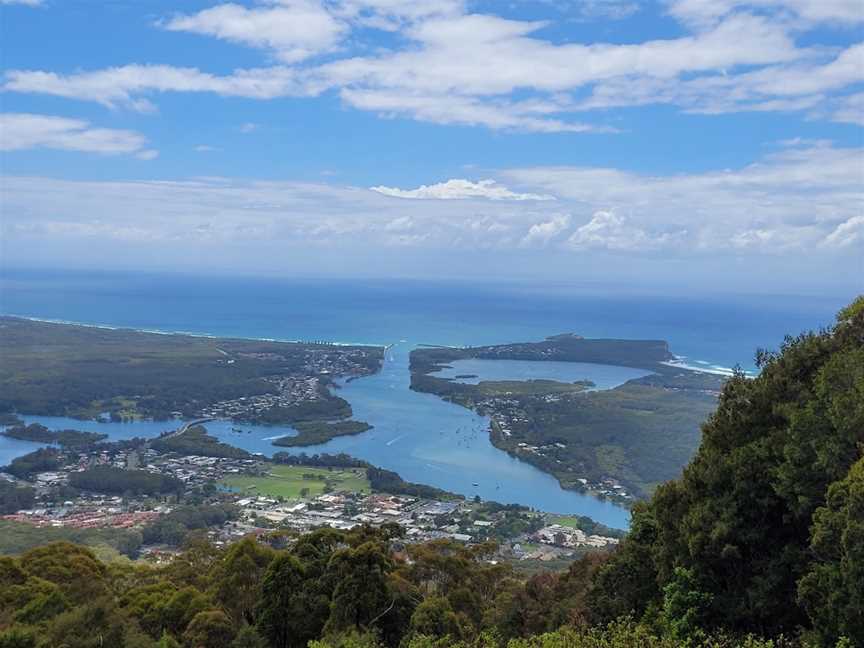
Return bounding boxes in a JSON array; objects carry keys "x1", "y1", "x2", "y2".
[{"x1": 5, "y1": 345, "x2": 640, "y2": 528}]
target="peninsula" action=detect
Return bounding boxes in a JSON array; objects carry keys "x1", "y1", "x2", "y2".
[
  {"x1": 410, "y1": 334, "x2": 726, "y2": 502},
  {"x1": 0, "y1": 317, "x2": 384, "y2": 436}
]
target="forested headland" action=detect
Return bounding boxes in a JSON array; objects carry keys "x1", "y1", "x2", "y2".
[{"x1": 0, "y1": 317, "x2": 383, "y2": 424}]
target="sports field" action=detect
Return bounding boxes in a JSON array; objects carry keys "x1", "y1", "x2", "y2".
[{"x1": 221, "y1": 464, "x2": 370, "y2": 499}]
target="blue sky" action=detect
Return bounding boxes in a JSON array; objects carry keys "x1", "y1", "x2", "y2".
[{"x1": 0, "y1": 0, "x2": 862, "y2": 294}]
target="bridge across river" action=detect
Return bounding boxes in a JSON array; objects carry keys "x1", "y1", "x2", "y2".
[{"x1": 161, "y1": 417, "x2": 216, "y2": 439}]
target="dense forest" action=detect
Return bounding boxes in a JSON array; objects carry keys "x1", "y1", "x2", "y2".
[
  {"x1": 0, "y1": 317, "x2": 382, "y2": 422},
  {"x1": 0, "y1": 298, "x2": 860, "y2": 648},
  {"x1": 68, "y1": 466, "x2": 185, "y2": 497}
]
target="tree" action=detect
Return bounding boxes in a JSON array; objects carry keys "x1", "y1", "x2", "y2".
[
  {"x1": 20, "y1": 542, "x2": 107, "y2": 601},
  {"x1": 257, "y1": 553, "x2": 309, "y2": 648},
  {"x1": 0, "y1": 481, "x2": 35, "y2": 514},
  {"x1": 157, "y1": 632, "x2": 182, "y2": 648},
  {"x1": 211, "y1": 538, "x2": 275, "y2": 625},
  {"x1": 183, "y1": 609, "x2": 236, "y2": 648},
  {"x1": 324, "y1": 542, "x2": 394, "y2": 635},
  {"x1": 408, "y1": 597, "x2": 463, "y2": 640},
  {"x1": 308, "y1": 631, "x2": 383, "y2": 648},
  {"x1": 0, "y1": 628, "x2": 37, "y2": 648},
  {"x1": 797, "y1": 457, "x2": 864, "y2": 647},
  {"x1": 230, "y1": 625, "x2": 269, "y2": 648},
  {"x1": 39, "y1": 598, "x2": 143, "y2": 648},
  {"x1": 588, "y1": 297, "x2": 864, "y2": 638},
  {"x1": 660, "y1": 567, "x2": 712, "y2": 642}
]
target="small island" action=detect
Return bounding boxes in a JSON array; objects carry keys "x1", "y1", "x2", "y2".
[
  {"x1": 2, "y1": 423, "x2": 107, "y2": 448},
  {"x1": 271, "y1": 420, "x2": 373, "y2": 447}
]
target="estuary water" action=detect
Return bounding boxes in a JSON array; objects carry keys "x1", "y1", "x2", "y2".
[
  {"x1": 0, "y1": 269, "x2": 850, "y2": 528},
  {"x1": 433, "y1": 358, "x2": 652, "y2": 388}
]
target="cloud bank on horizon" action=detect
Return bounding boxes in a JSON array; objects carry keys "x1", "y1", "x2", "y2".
[{"x1": 0, "y1": 0, "x2": 861, "y2": 290}]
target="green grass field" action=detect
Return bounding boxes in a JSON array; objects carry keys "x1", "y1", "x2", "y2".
[
  {"x1": 553, "y1": 516, "x2": 586, "y2": 529},
  {"x1": 221, "y1": 464, "x2": 370, "y2": 500}
]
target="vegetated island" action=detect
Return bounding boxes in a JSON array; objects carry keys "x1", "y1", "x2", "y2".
[
  {"x1": 0, "y1": 316, "x2": 384, "y2": 442},
  {"x1": 1, "y1": 422, "x2": 107, "y2": 449},
  {"x1": 271, "y1": 420, "x2": 373, "y2": 447},
  {"x1": 410, "y1": 333, "x2": 726, "y2": 503}
]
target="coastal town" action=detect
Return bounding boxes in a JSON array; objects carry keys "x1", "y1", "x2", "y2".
[
  {"x1": 200, "y1": 345, "x2": 384, "y2": 421},
  {"x1": 0, "y1": 423, "x2": 621, "y2": 564},
  {"x1": 476, "y1": 395, "x2": 635, "y2": 505}
]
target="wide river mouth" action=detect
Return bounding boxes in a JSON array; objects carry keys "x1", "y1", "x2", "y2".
[{"x1": 3, "y1": 343, "x2": 641, "y2": 529}]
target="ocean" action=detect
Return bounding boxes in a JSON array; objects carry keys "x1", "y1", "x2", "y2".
[{"x1": 0, "y1": 269, "x2": 852, "y2": 528}]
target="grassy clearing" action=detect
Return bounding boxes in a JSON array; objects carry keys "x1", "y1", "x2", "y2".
[{"x1": 221, "y1": 464, "x2": 370, "y2": 500}]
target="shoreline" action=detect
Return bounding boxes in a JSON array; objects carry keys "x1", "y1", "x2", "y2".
[
  {"x1": 3, "y1": 313, "x2": 748, "y2": 380},
  {"x1": 1, "y1": 313, "x2": 389, "y2": 350}
]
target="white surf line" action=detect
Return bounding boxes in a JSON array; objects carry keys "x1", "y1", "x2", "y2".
[
  {"x1": 386, "y1": 434, "x2": 405, "y2": 446},
  {"x1": 661, "y1": 359, "x2": 755, "y2": 377},
  {"x1": 3, "y1": 314, "x2": 389, "y2": 349}
]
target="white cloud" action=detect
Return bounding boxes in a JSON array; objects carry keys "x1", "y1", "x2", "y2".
[
  {"x1": 567, "y1": 211, "x2": 685, "y2": 250},
  {"x1": 332, "y1": 0, "x2": 465, "y2": 30},
  {"x1": 8, "y1": 3, "x2": 851, "y2": 132},
  {"x1": 239, "y1": 122, "x2": 259, "y2": 133},
  {"x1": 319, "y1": 12, "x2": 800, "y2": 97},
  {"x1": 521, "y1": 214, "x2": 571, "y2": 246},
  {"x1": 3, "y1": 65, "x2": 305, "y2": 110},
  {"x1": 0, "y1": 113, "x2": 155, "y2": 157},
  {"x1": 370, "y1": 178, "x2": 554, "y2": 200},
  {"x1": 574, "y1": 40, "x2": 864, "y2": 115},
  {"x1": 2, "y1": 142, "x2": 859, "y2": 258},
  {"x1": 339, "y1": 89, "x2": 611, "y2": 133},
  {"x1": 1, "y1": 0, "x2": 42, "y2": 5},
  {"x1": 823, "y1": 215, "x2": 864, "y2": 248},
  {"x1": 195, "y1": 144, "x2": 219, "y2": 152},
  {"x1": 162, "y1": 0, "x2": 345, "y2": 63},
  {"x1": 665, "y1": 0, "x2": 864, "y2": 28},
  {"x1": 504, "y1": 141, "x2": 864, "y2": 252},
  {"x1": 831, "y1": 92, "x2": 864, "y2": 126},
  {"x1": 574, "y1": 1, "x2": 640, "y2": 20}
]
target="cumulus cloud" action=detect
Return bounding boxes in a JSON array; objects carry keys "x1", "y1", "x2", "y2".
[
  {"x1": 823, "y1": 215, "x2": 864, "y2": 248},
  {"x1": 370, "y1": 179, "x2": 554, "y2": 201},
  {"x1": 162, "y1": 1, "x2": 345, "y2": 63},
  {"x1": 1, "y1": 0, "x2": 42, "y2": 5},
  {"x1": 0, "y1": 113, "x2": 155, "y2": 158},
  {"x1": 567, "y1": 211, "x2": 685, "y2": 251},
  {"x1": 504, "y1": 141, "x2": 863, "y2": 252},
  {"x1": 8, "y1": 1, "x2": 859, "y2": 131},
  {"x1": 239, "y1": 122, "x2": 259, "y2": 133},
  {"x1": 520, "y1": 214, "x2": 571, "y2": 246},
  {"x1": 2, "y1": 142, "x2": 859, "y2": 258}
]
